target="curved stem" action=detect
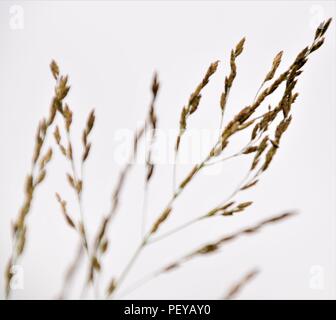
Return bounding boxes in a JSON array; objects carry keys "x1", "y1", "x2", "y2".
[
  {"x1": 147, "y1": 215, "x2": 205, "y2": 245},
  {"x1": 117, "y1": 269, "x2": 161, "y2": 299},
  {"x1": 218, "y1": 110, "x2": 225, "y2": 138},
  {"x1": 172, "y1": 150, "x2": 178, "y2": 195},
  {"x1": 141, "y1": 184, "x2": 149, "y2": 237},
  {"x1": 109, "y1": 237, "x2": 149, "y2": 298},
  {"x1": 253, "y1": 82, "x2": 265, "y2": 103},
  {"x1": 203, "y1": 152, "x2": 239, "y2": 167}
]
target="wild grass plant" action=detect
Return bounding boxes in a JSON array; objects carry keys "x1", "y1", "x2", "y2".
[{"x1": 4, "y1": 18, "x2": 332, "y2": 299}]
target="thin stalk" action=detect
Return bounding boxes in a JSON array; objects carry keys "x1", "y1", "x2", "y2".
[
  {"x1": 172, "y1": 152, "x2": 178, "y2": 195},
  {"x1": 253, "y1": 82, "x2": 265, "y2": 103},
  {"x1": 141, "y1": 122, "x2": 149, "y2": 237},
  {"x1": 117, "y1": 268, "x2": 161, "y2": 299},
  {"x1": 109, "y1": 236, "x2": 149, "y2": 298},
  {"x1": 58, "y1": 244, "x2": 83, "y2": 299},
  {"x1": 141, "y1": 183, "x2": 149, "y2": 237},
  {"x1": 203, "y1": 153, "x2": 239, "y2": 167},
  {"x1": 147, "y1": 215, "x2": 205, "y2": 245}
]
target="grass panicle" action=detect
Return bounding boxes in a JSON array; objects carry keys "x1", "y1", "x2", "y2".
[
  {"x1": 5, "y1": 61, "x2": 70, "y2": 299},
  {"x1": 106, "y1": 20, "x2": 330, "y2": 298}
]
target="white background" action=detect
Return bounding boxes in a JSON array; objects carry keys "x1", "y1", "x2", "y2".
[{"x1": 0, "y1": 1, "x2": 335, "y2": 299}]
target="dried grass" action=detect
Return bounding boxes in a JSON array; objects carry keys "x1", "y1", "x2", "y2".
[{"x1": 4, "y1": 18, "x2": 332, "y2": 300}]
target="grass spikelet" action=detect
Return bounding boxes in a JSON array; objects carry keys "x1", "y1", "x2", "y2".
[
  {"x1": 50, "y1": 60, "x2": 59, "y2": 80},
  {"x1": 55, "y1": 193, "x2": 76, "y2": 229},
  {"x1": 82, "y1": 109, "x2": 95, "y2": 162},
  {"x1": 275, "y1": 116, "x2": 292, "y2": 143},
  {"x1": 264, "y1": 51, "x2": 283, "y2": 82},
  {"x1": 224, "y1": 268, "x2": 259, "y2": 299},
  {"x1": 261, "y1": 146, "x2": 277, "y2": 172},
  {"x1": 251, "y1": 136, "x2": 269, "y2": 170},
  {"x1": 240, "y1": 180, "x2": 258, "y2": 191},
  {"x1": 219, "y1": 38, "x2": 245, "y2": 128},
  {"x1": 178, "y1": 164, "x2": 200, "y2": 190},
  {"x1": 150, "y1": 207, "x2": 172, "y2": 234}
]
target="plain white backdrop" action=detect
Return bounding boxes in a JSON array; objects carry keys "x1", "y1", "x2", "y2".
[{"x1": 0, "y1": 1, "x2": 335, "y2": 299}]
